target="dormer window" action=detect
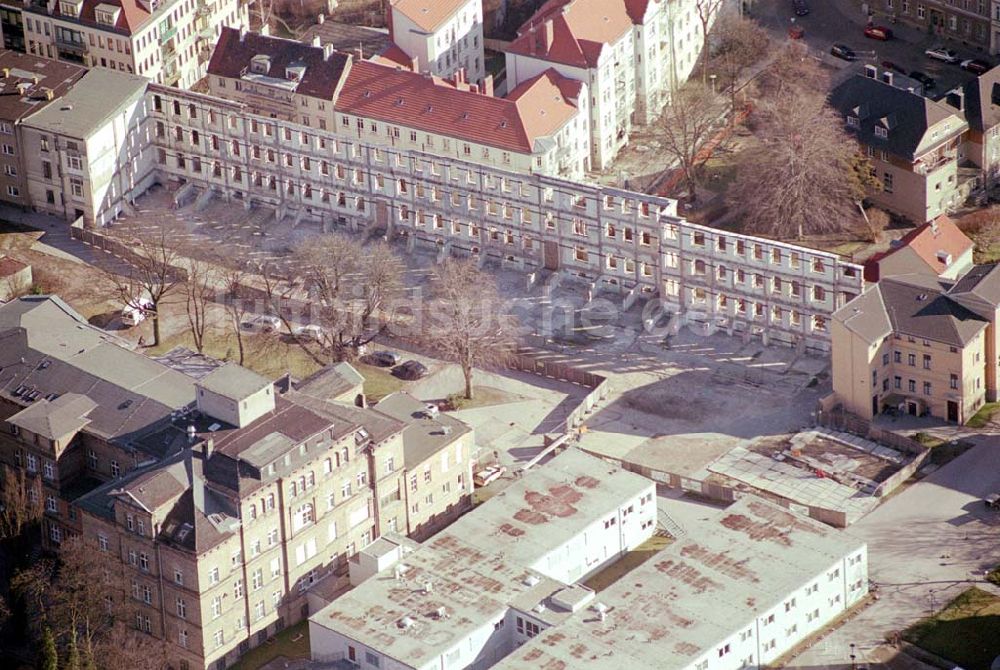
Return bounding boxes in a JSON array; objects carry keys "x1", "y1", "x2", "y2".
[
  {"x1": 874, "y1": 126, "x2": 888, "y2": 139},
  {"x1": 846, "y1": 115, "x2": 859, "y2": 127},
  {"x1": 285, "y1": 61, "x2": 306, "y2": 82},
  {"x1": 250, "y1": 55, "x2": 271, "y2": 75},
  {"x1": 94, "y1": 3, "x2": 120, "y2": 25},
  {"x1": 59, "y1": 0, "x2": 83, "y2": 16}
]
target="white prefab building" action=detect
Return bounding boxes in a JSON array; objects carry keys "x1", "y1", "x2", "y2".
[
  {"x1": 387, "y1": 0, "x2": 485, "y2": 84},
  {"x1": 20, "y1": 68, "x2": 155, "y2": 225},
  {"x1": 308, "y1": 448, "x2": 657, "y2": 670},
  {"x1": 496, "y1": 496, "x2": 870, "y2": 670}
]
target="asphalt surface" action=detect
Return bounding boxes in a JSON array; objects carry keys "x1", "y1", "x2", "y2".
[{"x1": 752, "y1": 0, "x2": 989, "y2": 97}]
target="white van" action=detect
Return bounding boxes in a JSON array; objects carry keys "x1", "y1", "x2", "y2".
[{"x1": 121, "y1": 297, "x2": 153, "y2": 327}]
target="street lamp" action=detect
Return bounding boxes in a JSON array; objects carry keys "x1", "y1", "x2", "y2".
[
  {"x1": 709, "y1": 73, "x2": 717, "y2": 95},
  {"x1": 850, "y1": 643, "x2": 857, "y2": 670}
]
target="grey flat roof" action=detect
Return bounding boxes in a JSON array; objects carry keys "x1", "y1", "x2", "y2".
[
  {"x1": 22, "y1": 68, "x2": 148, "y2": 138},
  {"x1": 373, "y1": 392, "x2": 472, "y2": 469},
  {"x1": 197, "y1": 362, "x2": 272, "y2": 400},
  {"x1": 497, "y1": 496, "x2": 867, "y2": 670},
  {"x1": 443, "y1": 448, "x2": 653, "y2": 572}
]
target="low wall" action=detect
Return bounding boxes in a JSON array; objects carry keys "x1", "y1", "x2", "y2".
[{"x1": 69, "y1": 226, "x2": 189, "y2": 282}]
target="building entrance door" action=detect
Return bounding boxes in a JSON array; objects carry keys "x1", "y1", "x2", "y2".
[
  {"x1": 947, "y1": 400, "x2": 959, "y2": 423},
  {"x1": 907, "y1": 402, "x2": 918, "y2": 416},
  {"x1": 543, "y1": 241, "x2": 560, "y2": 270}
]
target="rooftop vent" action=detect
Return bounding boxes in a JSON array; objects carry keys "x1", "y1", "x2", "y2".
[
  {"x1": 522, "y1": 574, "x2": 540, "y2": 587},
  {"x1": 423, "y1": 580, "x2": 433, "y2": 594},
  {"x1": 434, "y1": 606, "x2": 448, "y2": 619},
  {"x1": 398, "y1": 616, "x2": 414, "y2": 629},
  {"x1": 916, "y1": 293, "x2": 928, "y2": 302},
  {"x1": 532, "y1": 603, "x2": 546, "y2": 614}
]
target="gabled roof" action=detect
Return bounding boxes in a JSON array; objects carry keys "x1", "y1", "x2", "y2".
[
  {"x1": 208, "y1": 27, "x2": 352, "y2": 100},
  {"x1": 36, "y1": 0, "x2": 151, "y2": 35},
  {"x1": 507, "y1": 0, "x2": 634, "y2": 68},
  {"x1": 863, "y1": 216, "x2": 973, "y2": 282},
  {"x1": 829, "y1": 75, "x2": 967, "y2": 161},
  {"x1": 390, "y1": 0, "x2": 471, "y2": 33},
  {"x1": 962, "y1": 67, "x2": 1000, "y2": 133},
  {"x1": 7, "y1": 392, "x2": 97, "y2": 440},
  {"x1": 335, "y1": 60, "x2": 580, "y2": 153},
  {"x1": 948, "y1": 262, "x2": 1000, "y2": 311}
]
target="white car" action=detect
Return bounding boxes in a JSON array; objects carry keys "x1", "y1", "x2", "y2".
[
  {"x1": 473, "y1": 465, "x2": 507, "y2": 487},
  {"x1": 241, "y1": 314, "x2": 282, "y2": 334},
  {"x1": 925, "y1": 46, "x2": 959, "y2": 63},
  {"x1": 292, "y1": 324, "x2": 325, "y2": 342},
  {"x1": 120, "y1": 296, "x2": 154, "y2": 327}
]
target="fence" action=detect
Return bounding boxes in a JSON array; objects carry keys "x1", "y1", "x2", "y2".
[
  {"x1": 503, "y1": 351, "x2": 608, "y2": 433},
  {"x1": 68, "y1": 225, "x2": 189, "y2": 282}
]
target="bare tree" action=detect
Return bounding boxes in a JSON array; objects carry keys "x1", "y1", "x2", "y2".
[
  {"x1": 711, "y1": 11, "x2": 770, "y2": 111},
  {"x1": 103, "y1": 227, "x2": 184, "y2": 347},
  {"x1": 182, "y1": 259, "x2": 218, "y2": 354},
  {"x1": 959, "y1": 206, "x2": 1000, "y2": 262},
  {"x1": 652, "y1": 82, "x2": 728, "y2": 202},
  {"x1": 95, "y1": 621, "x2": 169, "y2": 670},
  {"x1": 728, "y1": 85, "x2": 869, "y2": 239},
  {"x1": 221, "y1": 266, "x2": 253, "y2": 366},
  {"x1": 695, "y1": 0, "x2": 726, "y2": 83},
  {"x1": 0, "y1": 465, "x2": 42, "y2": 541},
  {"x1": 421, "y1": 258, "x2": 515, "y2": 400},
  {"x1": 859, "y1": 208, "x2": 891, "y2": 243}
]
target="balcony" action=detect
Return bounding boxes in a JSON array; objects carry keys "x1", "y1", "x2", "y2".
[
  {"x1": 195, "y1": 0, "x2": 215, "y2": 17},
  {"x1": 914, "y1": 152, "x2": 956, "y2": 175},
  {"x1": 55, "y1": 35, "x2": 86, "y2": 55},
  {"x1": 159, "y1": 24, "x2": 177, "y2": 44}
]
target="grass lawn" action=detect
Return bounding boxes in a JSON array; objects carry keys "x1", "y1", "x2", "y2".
[
  {"x1": 229, "y1": 620, "x2": 310, "y2": 670},
  {"x1": 444, "y1": 387, "x2": 517, "y2": 410},
  {"x1": 148, "y1": 328, "x2": 323, "y2": 380},
  {"x1": 988, "y1": 566, "x2": 1000, "y2": 587},
  {"x1": 910, "y1": 433, "x2": 976, "y2": 467},
  {"x1": 353, "y1": 361, "x2": 406, "y2": 402},
  {"x1": 582, "y1": 535, "x2": 672, "y2": 592},
  {"x1": 904, "y1": 587, "x2": 1000, "y2": 670},
  {"x1": 967, "y1": 402, "x2": 1000, "y2": 429}
]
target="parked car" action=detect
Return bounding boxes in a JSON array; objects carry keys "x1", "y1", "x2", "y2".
[
  {"x1": 925, "y1": 46, "x2": 960, "y2": 63},
  {"x1": 241, "y1": 314, "x2": 281, "y2": 333},
  {"x1": 364, "y1": 350, "x2": 402, "y2": 367},
  {"x1": 864, "y1": 25, "x2": 893, "y2": 40},
  {"x1": 788, "y1": 25, "x2": 805, "y2": 40},
  {"x1": 909, "y1": 70, "x2": 937, "y2": 89},
  {"x1": 424, "y1": 403, "x2": 440, "y2": 418},
  {"x1": 961, "y1": 58, "x2": 992, "y2": 75},
  {"x1": 881, "y1": 60, "x2": 907, "y2": 74},
  {"x1": 120, "y1": 296, "x2": 154, "y2": 327},
  {"x1": 474, "y1": 465, "x2": 507, "y2": 487},
  {"x1": 792, "y1": 0, "x2": 808, "y2": 16},
  {"x1": 830, "y1": 43, "x2": 857, "y2": 61},
  {"x1": 392, "y1": 360, "x2": 428, "y2": 380},
  {"x1": 292, "y1": 324, "x2": 325, "y2": 342},
  {"x1": 985, "y1": 493, "x2": 1000, "y2": 510}
]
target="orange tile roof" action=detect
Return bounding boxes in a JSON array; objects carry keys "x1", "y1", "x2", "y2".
[
  {"x1": 390, "y1": 0, "x2": 470, "y2": 33},
  {"x1": 39, "y1": 0, "x2": 151, "y2": 35},
  {"x1": 864, "y1": 215, "x2": 973, "y2": 282},
  {"x1": 373, "y1": 44, "x2": 416, "y2": 70},
  {"x1": 507, "y1": 0, "x2": 636, "y2": 68},
  {"x1": 335, "y1": 61, "x2": 580, "y2": 154}
]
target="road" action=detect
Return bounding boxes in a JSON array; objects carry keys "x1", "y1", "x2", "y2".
[
  {"x1": 752, "y1": 0, "x2": 987, "y2": 97},
  {"x1": 787, "y1": 434, "x2": 1000, "y2": 668}
]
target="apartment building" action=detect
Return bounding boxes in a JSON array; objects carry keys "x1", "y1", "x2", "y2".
[
  {"x1": 309, "y1": 448, "x2": 657, "y2": 669},
  {"x1": 495, "y1": 496, "x2": 868, "y2": 670},
  {"x1": 877, "y1": 0, "x2": 991, "y2": 52},
  {"x1": 504, "y1": 0, "x2": 707, "y2": 170},
  {"x1": 386, "y1": 0, "x2": 485, "y2": 84},
  {"x1": 0, "y1": 0, "x2": 248, "y2": 88},
  {"x1": 146, "y1": 81, "x2": 862, "y2": 352},
  {"x1": 863, "y1": 216, "x2": 974, "y2": 282},
  {"x1": 0, "y1": 295, "x2": 198, "y2": 549},
  {"x1": 0, "y1": 50, "x2": 85, "y2": 210},
  {"x1": 830, "y1": 72, "x2": 969, "y2": 223},
  {"x1": 370, "y1": 392, "x2": 474, "y2": 541},
  {"x1": 960, "y1": 65, "x2": 1000, "y2": 189},
  {"x1": 20, "y1": 67, "x2": 155, "y2": 224},
  {"x1": 0, "y1": 294, "x2": 476, "y2": 670},
  {"x1": 206, "y1": 27, "x2": 589, "y2": 179}
]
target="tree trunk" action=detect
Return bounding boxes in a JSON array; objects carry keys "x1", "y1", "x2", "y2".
[
  {"x1": 235, "y1": 330, "x2": 245, "y2": 365},
  {"x1": 151, "y1": 312, "x2": 161, "y2": 348},
  {"x1": 463, "y1": 362, "x2": 474, "y2": 400}
]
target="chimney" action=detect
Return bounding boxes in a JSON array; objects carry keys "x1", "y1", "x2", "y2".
[
  {"x1": 183, "y1": 439, "x2": 206, "y2": 515},
  {"x1": 881, "y1": 71, "x2": 893, "y2": 86},
  {"x1": 946, "y1": 89, "x2": 965, "y2": 112},
  {"x1": 312, "y1": 35, "x2": 322, "y2": 48},
  {"x1": 202, "y1": 438, "x2": 214, "y2": 461},
  {"x1": 470, "y1": 84, "x2": 479, "y2": 94},
  {"x1": 543, "y1": 19, "x2": 554, "y2": 50},
  {"x1": 1, "y1": 68, "x2": 9, "y2": 78},
  {"x1": 863, "y1": 64, "x2": 876, "y2": 79},
  {"x1": 260, "y1": 23, "x2": 271, "y2": 37},
  {"x1": 410, "y1": 56, "x2": 420, "y2": 71},
  {"x1": 323, "y1": 43, "x2": 334, "y2": 60},
  {"x1": 317, "y1": 12, "x2": 325, "y2": 24},
  {"x1": 483, "y1": 74, "x2": 494, "y2": 97},
  {"x1": 528, "y1": 25, "x2": 537, "y2": 56},
  {"x1": 239, "y1": 26, "x2": 248, "y2": 42}
]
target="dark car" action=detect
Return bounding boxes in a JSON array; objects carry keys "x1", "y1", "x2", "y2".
[
  {"x1": 830, "y1": 43, "x2": 857, "y2": 61},
  {"x1": 864, "y1": 25, "x2": 893, "y2": 40},
  {"x1": 365, "y1": 350, "x2": 402, "y2": 367},
  {"x1": 961, "y1": 58, "x2": 992, "y2": 75},
  {"x1": 881, "y1": 60, "x2": 907, "y2": 74},
  {"x1": 792, "y1": 0, "x2": 808, "y2": 16},
  {"x1": 393, "y1": 360, "x2": 429, "y2": 380},
  {"x1": 909, "y1": 70, "x2": 937, "y2": 89}
]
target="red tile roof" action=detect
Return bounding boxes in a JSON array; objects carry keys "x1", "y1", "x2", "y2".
[
  {"x1": 390, "y1": 0, "x2": 470, "y2": 33},
  {"x1": 335, "y1": 60, "x2": 580, "y2": 154},
  {"x1": 42, "y1": 0, "x2": 151, "y2": 35},
  {"x1": 208, "y1": 27, "x2": 351, "y2": 100},
  {"x1": 864, "y1": 216, "x2": 973, "y2": 282},
  {"x1": 507, "y1": 0, "x2": 636, "y2": 68}
]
